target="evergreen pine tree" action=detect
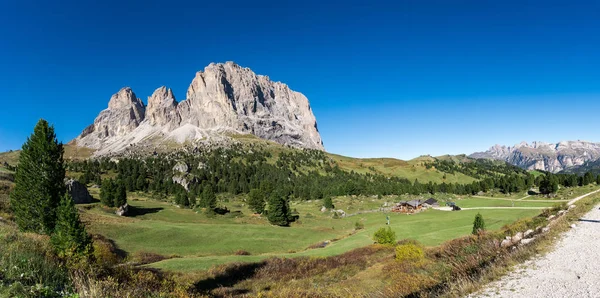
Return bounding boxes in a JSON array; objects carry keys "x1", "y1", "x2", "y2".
[
  {"x1": 100, "y1": 179, "x2": 115, "y2": 207},
  {"x1": 175, "y1": 190, "x2": 189, "y2": 207},
  {"x1": 199, "y1": 186, "x2": 217, "y2": 209},
  {"x1": 583, "y1": 171, "x2": 594, "y2": 186},
  {"x1": 51, "y1": 194, "x2": 92, "y2": 257},
  {"x1": 187, "y1": 192, "x2": 196, "y2": 207},
  {"x1": 114, "y1": 181, "x2": 127, "y2": 207},
  {"x1": 11, "y1": 119, "x2": 66, "y2": 234},
  {"x1": 472, "y1": 213, "x2": 485, "y2": 235},
  {"x1": 267, "y1": 192, "x2": 291, "y2": 226},
  {"x1": 549, "y1": 176, "x2": 559, "y2": 193},
  {"x1": 248, "y1": 188, "x2": 266, "y2": 214},
  {"x1": 323, "y1": 197, "x2": 334, "y2": 209},
  {"x1": 539, "y1": 175, "x2": 559, "y2": 194},
  {"x1": 136, "y1": 175, "x2": 146, "y2": 191}
]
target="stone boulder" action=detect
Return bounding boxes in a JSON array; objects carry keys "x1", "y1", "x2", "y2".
[
  {"x1": 173, "y1": 161, "x2": 189, "y2": 174},
  {"x1": 511, "y1": 232, "x2": 523, "y2": 244},
  {"x1": 524, "y1": 229, "x2": 535, "y2": 238},
  {"x1": 334, "y1": 209, "x2": 346, "y2": 217},
  {"x1": 500, "y1": 239, "x2": 512, "y2": 248},
  {"x1": 520, "y1": 238, "x2": 535, "y2": 246},
  {"x1": 116, "y1": 203, "x2": 129, "y2": 216},
  {"x1": 64, "y1": 178, "x2": 93, "y2": 204}
]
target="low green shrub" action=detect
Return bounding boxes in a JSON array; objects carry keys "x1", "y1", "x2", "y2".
[
  {"x1": 373, "y1": 227, "x2": 396, "y2": 245},
  {"x1": 354, "y1": 221, "x2": 364, "y2": 230}
]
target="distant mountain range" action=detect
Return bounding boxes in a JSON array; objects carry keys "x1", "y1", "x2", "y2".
[
  {"x1": 72, "y1": 62, "x2": 323, "y2": 155},
  {"x1": 470, "y1": 141, "x2": 600, "y2": 173}
]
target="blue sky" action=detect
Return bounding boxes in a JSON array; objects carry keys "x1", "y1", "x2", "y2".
[{"x1": 1, "y1": 0, "x2": 599, "y2": 159}]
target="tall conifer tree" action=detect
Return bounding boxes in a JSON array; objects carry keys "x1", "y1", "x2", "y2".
[
  {"x1": 11, "y1": 119, "x2": 66, "y2": 234},
  {"x1": 51, "y1": 194, "x2": 92, "y2": 257}
]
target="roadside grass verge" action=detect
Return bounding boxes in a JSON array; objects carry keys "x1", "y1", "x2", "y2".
[{"x1": 438, "y1": 193, "x2": 600, "y2": 297}]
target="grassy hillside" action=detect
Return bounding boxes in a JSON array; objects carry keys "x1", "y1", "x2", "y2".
[
  {"x1": 0, "y1": 150, "x2": 19, "y2": 167},
  {"x1": 0, "y1": 144, "x2": 94, "y2": 167},
  {"x1": 328, "y1": 153, "x2": 477, "y2": 184}
]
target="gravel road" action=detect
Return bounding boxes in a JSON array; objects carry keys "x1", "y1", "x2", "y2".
[{"x1": 470, "y1": 203, "x2": 600, "y2": 298}]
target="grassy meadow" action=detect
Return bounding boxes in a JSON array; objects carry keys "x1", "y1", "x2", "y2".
[
  {"x1": 3, "y1": 145, "x2": 598, "y2": 276},
  {"x1": 76, "y1": 186, "x2": 582, "y2": 272}
]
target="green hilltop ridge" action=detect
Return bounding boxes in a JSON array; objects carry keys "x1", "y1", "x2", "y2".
[{"x1": 1, "y1": 139, "x2": 520, "y2": 186}]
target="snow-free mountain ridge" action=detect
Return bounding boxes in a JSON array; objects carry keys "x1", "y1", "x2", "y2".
[
  {"x1": 470, "y1": 141, "x2": 600, "y2": 173},
  {"x1": 73, "y1": 62, "x2": 323, "y2": 155}
]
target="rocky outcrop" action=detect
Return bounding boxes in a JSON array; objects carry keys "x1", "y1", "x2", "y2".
[
  {"x1": 116, "y1": 203, "x2": 129, "y2": 216},
  {"x1": 470, "y1": 141, "x2": 600, "y2": 173},
  {"x1": 65, "y1": 178, "x2": 93, "y2": 204},
  {"x1": 76, "y1": 87, "x2": 146, "y2": 149},
  {"x1": 146, "y1": 86, "x2": 179, "y2": 128},
  {"x1": 73, "y1": 62, "x2": 324, "y2": 155},
  {"x1": 172, "y1": 161, "x2": 194, "y2": 190}
]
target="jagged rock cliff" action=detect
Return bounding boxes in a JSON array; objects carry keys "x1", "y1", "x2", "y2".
[
  {"x1": 73, "y1": 62, "x2": 323, "y2": 154},
  {"x1": 470, "y1": 141, "x2": 600, "y2": 173},
  {"x1": 77, "y1": 87, "x2": 146, "y2": 149}
]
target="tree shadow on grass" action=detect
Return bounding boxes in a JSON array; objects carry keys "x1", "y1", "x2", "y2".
[
  {"x1": 106, "y1": 237, "x2": 129, "y2": 260},
  {"x1": 88, "y1": 197, "x2": 101, "y2": 204},
  {"x1": 127, "y1": 206, "x2": 163, "y2": 217},
  {"x1": 194, "y1": 261, "x2": 267, "y2": 296}
]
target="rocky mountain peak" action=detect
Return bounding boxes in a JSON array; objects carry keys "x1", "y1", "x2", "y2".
[
  {"x1": 148, "y1": 86, "x2": 177, "y2": 108},
  {"x1": 108, "y1": 87, "x2": 144, "y2": 110},
  {"x1": 73, "y1": 62, "x2": 324, "y2": 155},
  {"x1": 146, "y1": 86, "x2": 179, "y2": 127},
  {"x1": 471, "y1": 140, "x2": 600, "y2": 173}
]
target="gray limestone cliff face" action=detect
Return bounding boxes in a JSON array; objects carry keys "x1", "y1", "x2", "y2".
[
  {"x1": 76, "y1": 87, "x2": 146, "y2": 149},
  {"x1": 146, "y1": 86, "x2": 180, "y2": 128},
  {"x1": 471, "y1": 141, "x2": 600, "y2": 173},
  {"x1": 178, "y1": 62, "x2": 323, "y2": 150},
  {"x1": 73, "y1": 62, "x2": 323, "y2": 154}
]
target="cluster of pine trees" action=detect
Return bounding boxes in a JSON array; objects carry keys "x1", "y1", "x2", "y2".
[
  {"x1": 70, "y1": 147, "x2": 600, "y2": 200},
  {"x1": 99, "y1": 178, "x2": 127, "y2": 207},
  {"x1": 10, "y1": 119, "x2": 91, "y2": 257},
  {"x1": 424, "y1": 158, "x2": 528, "y2": 179},
  {"x1": 66, "y1": 139, "x2": 600, "y2": 226}
]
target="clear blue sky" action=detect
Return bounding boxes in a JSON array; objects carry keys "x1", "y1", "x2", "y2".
[{"x1": 1, "y1": 0, "x2": 599, "y2": 159}]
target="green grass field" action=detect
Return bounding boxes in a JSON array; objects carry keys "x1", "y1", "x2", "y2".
[
  {"x1": 78, "y1": 186, "x2": 587, "y2": 273},
  {"x1": 452, "y1": 197, "x2": 558, "y2": 208},
  {"x1": 148, "y1": 208, "x2": 541, "y2": 271}
]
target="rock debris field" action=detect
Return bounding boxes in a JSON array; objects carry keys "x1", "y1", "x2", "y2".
[{"x1": 471, "y1": 203, "x2": 600, "y2": 298}]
